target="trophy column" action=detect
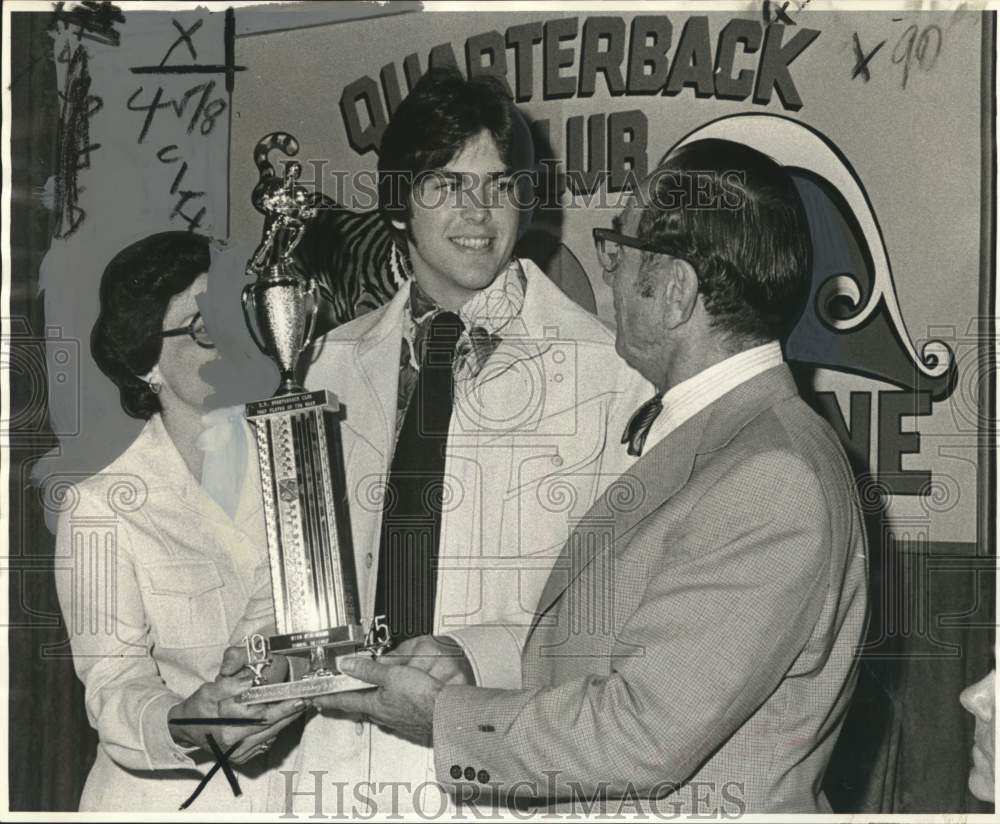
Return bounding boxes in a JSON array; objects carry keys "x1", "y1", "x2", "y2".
[{"x1": 237, "y1": 135, "x2": 389, "y2": 705}]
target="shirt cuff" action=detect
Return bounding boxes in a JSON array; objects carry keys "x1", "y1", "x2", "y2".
[
  {"x1": 139, "y1": 691, "x2": 199, "y2": 771},
  {"x1": 441, "y1": 625, "x2": 523, "y2": 689}
]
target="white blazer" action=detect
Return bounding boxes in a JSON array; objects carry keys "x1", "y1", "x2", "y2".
[
  {"x1": 275, "y1": 259, "x2": 651, "y2": 816},
  {"x1": 52, "y1": 413, "x2": 281, "y2": 812}
]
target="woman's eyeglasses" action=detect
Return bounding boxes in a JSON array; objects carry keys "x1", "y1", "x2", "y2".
[
  {"x1": 592, "y1": 227, "x2": 677, "y2": 274},
  {"x1": 160, "y1": 312, "x2": 215, "y2": 349}
]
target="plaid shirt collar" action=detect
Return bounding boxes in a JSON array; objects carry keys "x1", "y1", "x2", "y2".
[{"x1": 402, "y1": 258, "x2": 527, "y2": 383}]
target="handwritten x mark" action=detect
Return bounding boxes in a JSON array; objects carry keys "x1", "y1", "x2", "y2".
[
  {"x1": 178, "y1": 734, "x2": 242, "y2": 810},
  {"x1": 763, "y1": 0, "x2": 796, "y2": 25},
  {"x1": 851, "y1": 32, "x2": 886, "y2": 82},
  {"x1": 160, "y1": 18, "x2": 204, "y2": 68}
]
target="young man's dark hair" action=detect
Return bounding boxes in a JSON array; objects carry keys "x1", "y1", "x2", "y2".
[
  {"x1": 637, "y1": 138, "x2": 812, "y2": 345},
  {"x1": 377, "y1": 67, "x2": 534, "y2": 247}
]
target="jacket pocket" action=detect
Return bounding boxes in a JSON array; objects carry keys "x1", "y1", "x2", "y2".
[{"x1": 142, "y1": 560, "x2": 229, "y2": 649}]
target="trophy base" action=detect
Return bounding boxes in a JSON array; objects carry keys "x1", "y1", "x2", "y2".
[{"x1": 237, "y1": 671, "x2": 374, "y2": 705}]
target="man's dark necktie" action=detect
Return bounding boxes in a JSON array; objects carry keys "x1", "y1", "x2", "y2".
[
  {"x1": 622, "y1": 393, "x2": 663, "y2": 457},
  {"x1": 375, "y1": 311, "x2": 464, "y2": 643}
]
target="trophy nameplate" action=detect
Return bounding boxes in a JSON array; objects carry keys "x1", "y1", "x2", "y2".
[{"x1": 237, "y1": 134, "x2": 389, "y2": 704}]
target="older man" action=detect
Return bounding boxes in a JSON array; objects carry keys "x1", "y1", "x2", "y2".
[{"x1": 320, "y1": 139, "x2": 870, "y2": 814}]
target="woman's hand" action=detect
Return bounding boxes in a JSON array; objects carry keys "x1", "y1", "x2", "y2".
[
  {"x1": 218, "y1": 642, "x2": 290, "y2": 684},
  {"x1": 167, "y1": 650, "x2": 305, "y2": 765}
]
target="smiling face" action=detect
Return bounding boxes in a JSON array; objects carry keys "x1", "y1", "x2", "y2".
[
  {"x1": 396, "y1": 130, "x2": 519, "y2": 311},
  {"x1": 156, "y1": 272, "x2": 220, "y2": 411},
  {"x1": 961, "y1": 667, "x2": 996, "y2": 802}
]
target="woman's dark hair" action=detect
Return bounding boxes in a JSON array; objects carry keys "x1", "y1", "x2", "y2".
[
  {"x1": 92, "y1": 231, "x2": 211, "y2": 419},
  {"x1": 377, "y1": 67, "x2": 533, "y2": 246},
  {"x1": 638, "y1": 139, "x2": 812, "y2": 346}
]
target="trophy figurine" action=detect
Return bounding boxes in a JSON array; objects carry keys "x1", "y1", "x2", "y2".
[{"x1": 237, "y1": 133, "x2": 390, "y2": 704}]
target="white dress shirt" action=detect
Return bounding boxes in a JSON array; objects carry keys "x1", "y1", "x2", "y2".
[{"x1": 637, "y1": 341, "x2": 785, "y2": 459}]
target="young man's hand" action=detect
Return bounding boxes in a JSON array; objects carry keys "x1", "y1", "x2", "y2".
[{"x1": 381, "y1": 635, "x2": 475, "y2": 686}]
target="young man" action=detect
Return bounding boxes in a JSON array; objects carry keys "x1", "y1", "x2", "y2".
[
  {"x1": 320, "y1": 139, "x2": 870, "y2": 815},
  {"x1": 271, "y1": 69, "x2": 649, "y2": 815}
]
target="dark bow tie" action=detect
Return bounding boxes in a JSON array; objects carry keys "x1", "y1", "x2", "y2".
[{"x1": 622, "y1": 393, "x2": 664, "y2": 457}]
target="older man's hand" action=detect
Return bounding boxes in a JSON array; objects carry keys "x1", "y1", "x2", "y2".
[{"x1": 311, "y1": 655, "x2": 443, "y2": 746}]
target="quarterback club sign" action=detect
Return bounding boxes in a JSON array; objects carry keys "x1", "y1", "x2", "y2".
[{"x1": 340, "y1": 15, "x2": 820, "y2": 190}]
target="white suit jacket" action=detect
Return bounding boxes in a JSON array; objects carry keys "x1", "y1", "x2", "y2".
[
  {"x1": 52, "y1": 414, "x2": 281, "y2": 812},
  {"x1": 275, "y1": 259, "x2": 650, "y2": 815}
]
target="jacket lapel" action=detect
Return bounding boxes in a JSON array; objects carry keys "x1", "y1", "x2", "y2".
[
  {"x1": 530, "y1": 410, "x2": 706, "y2": 622},
  {"x1": 470, "y1": 260, "x2": 615, "y2": 392},
  {"x1": 350, "y1": 286, "x2": 408, "y2": 458},
  {"x1": 335, "y1": 289, "x2": 410, "y2": 614},
  {"x1": 129, "y1": 416, "x2": 244, "y2": 551},
  {"x1": 529, "y1": 363, "x2": 799, "y2": 627},
  {"x1": 472, "y1": 267, "x2": 552, "y2": 390}
]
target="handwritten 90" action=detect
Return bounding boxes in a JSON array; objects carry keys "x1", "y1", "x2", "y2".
[{"x1": 892, "y1": 23, "x2": 942, "y2": 91}]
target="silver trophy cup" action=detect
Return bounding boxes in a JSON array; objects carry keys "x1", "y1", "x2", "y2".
[{"x1": 237, "y1": 136, "x2": 389, "y2": 704}]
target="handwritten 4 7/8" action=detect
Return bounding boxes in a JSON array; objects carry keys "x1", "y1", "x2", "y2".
[{"x1": 127, "y1": 80, "x2": 226, "y2": 143}]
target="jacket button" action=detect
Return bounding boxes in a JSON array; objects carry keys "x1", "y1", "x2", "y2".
[
  {"x1": 355, "y1": 721, "x2": 365, "y2": 735},
  {"x1": 464, "y1": 766, "x2": 476, "y2": 781},
  {"x1": 477, "y1": 770, "x2": 490, "y2": 784},
  {"x1": 450, "y1": 765, "x2": 462, "y2": 780},
  {"x1": 365, "y1": 553, "x2": 373, "y2": 569}
]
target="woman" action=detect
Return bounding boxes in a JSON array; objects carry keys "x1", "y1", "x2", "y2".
[{"x1": 54, "y1": 232, "x2": 301, "y2": 811}]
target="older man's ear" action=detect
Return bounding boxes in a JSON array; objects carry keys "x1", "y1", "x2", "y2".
[{"x1": 655, "y1": 257, "x2": 699, "y2": 330}]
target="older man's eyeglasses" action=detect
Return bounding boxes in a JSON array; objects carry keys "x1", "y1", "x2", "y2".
[
  {"x1": 592, "y1": 227, "x2": 675, "y2": 274},
  {"x1": 161, "y1": 312, "x2": 215, "y2": 349}
]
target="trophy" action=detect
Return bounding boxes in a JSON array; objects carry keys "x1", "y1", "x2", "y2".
[{"x1": 237, "y1": 134, "x2": 390, "y2": 704}]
